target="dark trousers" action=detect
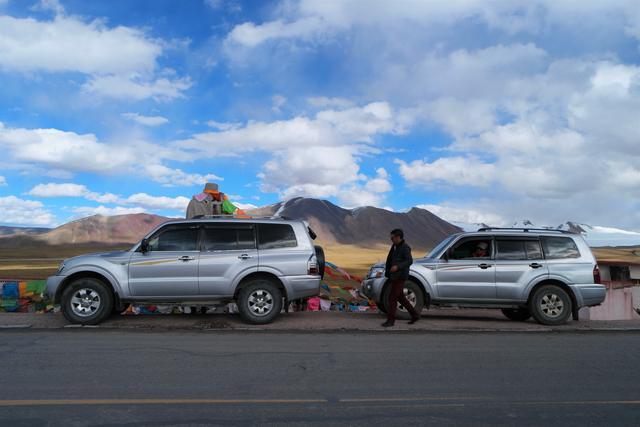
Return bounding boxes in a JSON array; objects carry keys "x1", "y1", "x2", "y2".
[{"x1": 387, "y1": 278, "x2": 419, "y2": 322}]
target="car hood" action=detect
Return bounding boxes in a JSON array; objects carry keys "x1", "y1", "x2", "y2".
[{"x1": 64, "y1": 250, "x2": 130, "y2": 266}]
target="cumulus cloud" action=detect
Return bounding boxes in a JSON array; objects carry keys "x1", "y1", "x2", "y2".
[
  {"x1": 144, "y1": 164, "x2": 223, "y2": 187},
  {"x1": 417, "y1": 204, "x2": 507, "y2": 227},
  {"x1": 73, "y1": 205, "x2": 147, "y2": 217},
  {"x1": 0, "y1": 11, "x2": 191, "y2": 100},
  {"x1": 121, "y1": 113, "x2": 170, "y2": 126},
  {"x1": 0, "y1": 123, "x2": 217, "y2": 187},
  {"x1": 397, "y1": 157, "x2": 496, "y2": 188},
  {"x1": 27, "y1": 182, "x2": 191, "y2": 212},
  {"x1": 0, "y1": 195, "x2": 55, "y2": 226},
  {"x1": 176, "y1": 101, "x2": 407, "y2": 206}
]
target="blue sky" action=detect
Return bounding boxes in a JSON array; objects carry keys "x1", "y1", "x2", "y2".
[{"x1": 0, "y1": 0, "x2": 639, "y2": 229}]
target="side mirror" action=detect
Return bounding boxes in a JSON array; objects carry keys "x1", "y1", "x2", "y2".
[{"x1": 140, "y1": 238, "x2": 150, "y2": 253}]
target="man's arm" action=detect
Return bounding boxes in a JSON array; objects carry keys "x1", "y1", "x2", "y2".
[{"x1": 395, "y1": 244, "x2": 413, "y2": 270}]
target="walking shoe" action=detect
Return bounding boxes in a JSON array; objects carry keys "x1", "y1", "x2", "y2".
[
  {"x1": 381, "y1": 321, "x2": 394, "y2": 327},
  {"x1": 408, "y1": 316, "x2": 420, "y2": 324}
]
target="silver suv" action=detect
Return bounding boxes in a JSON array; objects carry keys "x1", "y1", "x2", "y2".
[
  {"x1": 361, "y1": 228, "x2": 606, "y2": 325},
  {"x1": 46, "y1": 218, "x2": 323, "y2": 325}
]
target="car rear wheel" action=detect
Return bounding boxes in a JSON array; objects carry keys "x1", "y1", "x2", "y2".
[
  {"x1": 529, "y1": 284, "x2": 572, "y2": 325},
  {"x1": 382, "y1": 280, "x2": 424, "y2": 320},
  {"x1": 237, "y1": 280, "x2": 283, "y2": 325},
  {"x1": 501, "y1": 308, "x2": 531, "y2": 322},
  {"x1": 61, "y1": 277, "x2": 114, "y2": 325}
]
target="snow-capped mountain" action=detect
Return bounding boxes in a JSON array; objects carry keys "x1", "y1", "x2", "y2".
[{"x1": 452, "y1": 219, "x2": 640, "y2": 247}]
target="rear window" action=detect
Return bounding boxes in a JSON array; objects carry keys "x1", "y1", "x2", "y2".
[
  {"x1": 541, "y1": 237, "x2": 580, "y2": 259},
  {"x1": 496, "y1": 240, "x2": 543, "y2": 260},
  {"x1": 258, "y1": 224, "x2": 297, "y2": 249},
  {"x1": 202, "y1": 226, "x2": 256, "y2": 251}
]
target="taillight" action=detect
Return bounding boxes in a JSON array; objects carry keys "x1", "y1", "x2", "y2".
[
  {"x1": 308, "y1": 256, "x2": 319, "y2": 276},
  {"x1": 593, "y1": 265, "x2": 601, "y2": 283}
]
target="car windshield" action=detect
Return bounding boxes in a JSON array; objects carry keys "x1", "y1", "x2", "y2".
[{"x1": 426, "y1": 235, "x2": 456, "y2": 259}]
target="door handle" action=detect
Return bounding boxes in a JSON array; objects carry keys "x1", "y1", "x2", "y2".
[
  {"x1": 529, "y1": 263, "x2": 543, "y2": 269},
  {"x1": 478, "y1": 263, "x2": 492, "y2": 269},
  {"x1": 178, "y1": 256, "x2": 196, "y2": 262},
  {"x1": 238, "y1": 254, "x2": 253, "y2": 260}
]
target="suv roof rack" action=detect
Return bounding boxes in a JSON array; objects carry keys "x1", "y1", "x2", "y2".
[
  {"x1": 476, "y1": 227, "x2": 575, "y2": 234},
  {"x1": 188, "y1": 214, "x2": 293, "y2": 220}
]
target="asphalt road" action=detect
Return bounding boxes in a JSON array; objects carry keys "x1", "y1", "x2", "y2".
[{"x1": 0, "y1": 331, "x2": 639, "y2": 426}]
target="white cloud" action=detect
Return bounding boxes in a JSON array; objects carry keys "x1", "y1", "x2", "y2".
[
  {"x1": 0, "y1": 122, "x2": 135, "y2": 173},
  {"x1": 122, "y1": 113, "x2": 169, "y2": 126},
  {"x1": 125, "y1": 193, "x2": 190, "y2": 210},
  {"x1": 144, "y1": 164, "x2": 223, "y2": 187},
  {"x1": 0, "y1": 12, "x2": 191, "y2": 101},
  {"x1": 0, "y1": 175, "x2": 6, "y2": 186},
  {"x1": 27, "y1": 183, "x2": 120, "y2": 203},
  {"x1": 83, "y1": 74, "x2": 192, "y2": 101},
  {"x1": 206, "y1": 120, "x2": 242, "y2": 131},
  {"x1": 0, "y1": 195, "x2": 55, "y2": 226},
  {"x1": 27, "y1": 182, "x2": 192, "y2": 212},
  {"x1": 73, "y1": 205, "x2": 147, "y2": 217},
  {"x1": 397, "y1": 157, "x2": 496, "y2": 188},
  {"x1": 417, "y1": 204, "x2": 507, "y2": 227},
  {"x1": 0, "y1": 15, "x2": 160, "y2": 74}
]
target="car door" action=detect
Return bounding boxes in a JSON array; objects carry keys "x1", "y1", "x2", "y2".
[
  {"x1": 435, "y1": 236, "x2": 496, "y2": 300},
  {"x1": 128, "y1": 224, "x2": 200, "y2": 297},
  {"x1": 198, "y1": 223, "x2": 259, "y2": 297},
  {"x1": 495, "y1": 238, "x2": 548, "y2": 301}
]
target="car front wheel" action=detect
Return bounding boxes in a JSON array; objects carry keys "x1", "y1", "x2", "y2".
[
  {"x1": 382, "y1": 280, "x2": 424, "y2": 320},
  {"x1": 529, "y1": 285, "x2": 572, "y2": 325},
  {"x1": 237, "y1": 280, "x2": 283, "y2": 325},
  {"x1": 61, "y1": 277, "x2": 114, "y2": 325}
]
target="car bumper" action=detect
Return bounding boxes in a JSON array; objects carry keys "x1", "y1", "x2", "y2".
[
  {"x1": 45, "y1": 275, "x2": 66, "y2": 303},
  {"x1": 360, "y1": 277, "x2": 386, "y2": 301},
  {"x1": 570, "y1": 283, "x2": 607, "y2": 307},
  {"x1": 283, "y1": 275, "x2": 322, "y2": 300}
]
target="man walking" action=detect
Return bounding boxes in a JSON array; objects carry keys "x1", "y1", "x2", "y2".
[{"x1": 382, "y1": 229, "x2": 420, "y2": 327}]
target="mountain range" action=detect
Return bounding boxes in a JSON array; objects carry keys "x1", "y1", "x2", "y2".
[
  {"x1": 1, "y1": 197, "x2": 639, "y2": 249},
  {"x1": 0, "y1": 198, "x2": 460, "y2": 249}
]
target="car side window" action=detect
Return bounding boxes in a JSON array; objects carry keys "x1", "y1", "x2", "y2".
[
  {"x1": 148, "y1": 226, "x2": 198, "y2": 251},
  {"x1": 541, "y1": 237, "x2": 580, "y2": 259},
  {"x1": 496, "y1": 240, "x2": 526, "y2": 260},
  {"x1": 524, "y1": 240, "x2": 543, "y2": 260},
  {"x1": 202, "y1": 226, "x2": 256, "y2": 251},
  {"x1": 448, "y1": 238, "x2": 492, "y2": 260},
  {"x1": 258, "y1": 224, "x2": 297, "y2": 249}
]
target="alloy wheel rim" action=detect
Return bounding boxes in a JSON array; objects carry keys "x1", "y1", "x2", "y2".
[
  {"x1": 248, "y1": 289, "x2": 274, "y2": 316},
  {"x1": 70, "y1": 288, "x2": 101, "y2": 317},
  {"x1": 540, "y1": 293, "x2": 564, "y2": 318},
  {"x1": 398, "y1": 288, "x2": 417, "y2": 312}
]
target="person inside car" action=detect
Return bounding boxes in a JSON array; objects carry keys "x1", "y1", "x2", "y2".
[{"x1": 472, "y1": 242, "x2": 490, "y2": 258}]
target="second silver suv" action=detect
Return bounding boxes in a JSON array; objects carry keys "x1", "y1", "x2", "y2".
[
  {"x1": 46, "y1": 218, "x2": 323, "y2": 325},
  {"x1": 362, "y1": 228, "x2": 606, "y2": 325}
]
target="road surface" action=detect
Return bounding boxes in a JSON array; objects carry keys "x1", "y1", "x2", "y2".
[{"x1": 0, "y1": 331, "x2": 638, "y2": 426}]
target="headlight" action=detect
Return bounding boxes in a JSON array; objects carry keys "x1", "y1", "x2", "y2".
[
  {"x1": 369, "y1": 267, "x2": 385, "y2": 278},
  {"x1": 56, "y1": 262, "x2": 66, "y2": 275}
]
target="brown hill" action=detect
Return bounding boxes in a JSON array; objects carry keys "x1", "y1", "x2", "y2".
[{"x1": 248, "y1": 197, "x2": 461, "y2": 248}]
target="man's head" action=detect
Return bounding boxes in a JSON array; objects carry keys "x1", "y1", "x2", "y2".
[
  {"x1": 390, "y1": 228, "x2": 404, "y2": 245},
  {"x1": 474, "y1": 242, "x2": 489, "y2": 257},
  {"x1": 203, "y1": 182, "x2": 220, "y2": 196}
]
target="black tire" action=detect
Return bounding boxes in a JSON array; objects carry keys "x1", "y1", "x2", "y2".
[
  {"x1": 237, "y1": 280, "x2": 283, "y2": 325},
  {"x1": 501, "y1": 308, "x2": 531, "y2": 322},
  {"x1": 377, "y1": 298, "x2": 387, "y2": 314},
  {"x1": 61, "y1": 277, "x2": 114, "y2": 325},
  {"x1": 528, "y1": 284, "x2": 572, "y2": 325},
  {"x1": 314, "y1": 245, "x2": 326, "y2": 279},
  {"x1": 381, "y1": 279, "x2": 424, "y2": 320}
]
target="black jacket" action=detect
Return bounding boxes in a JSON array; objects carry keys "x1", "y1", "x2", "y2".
[{"x1": 385, "y1": 240, "x2": 413, "y2": 281}]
